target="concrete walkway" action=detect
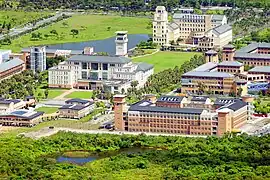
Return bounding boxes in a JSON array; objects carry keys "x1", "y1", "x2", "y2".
[{"x1": 132, "y1": 49, "x2": 159, "y2": 59}]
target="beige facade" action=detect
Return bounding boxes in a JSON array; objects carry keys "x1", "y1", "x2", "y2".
[
  {"x1": 113, "y1": 95, "x2": 249, "y2": 137},
  {"x1": 153, "y1": 6, "x2": 231, "y2": 49}
]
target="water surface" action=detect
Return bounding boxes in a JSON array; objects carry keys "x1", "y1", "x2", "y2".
[{"x1": 47, "y1": 34, "x2": 150, "y2": 55}]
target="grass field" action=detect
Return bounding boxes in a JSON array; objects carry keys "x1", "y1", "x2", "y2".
[
  {"x1": 0, "y1": 11, "x2": 52, "y2": 29},
  {"x1": 132, "y1": 51, "x2": 202, "y2": 72},
  {"x1": 35, "y1": 89, "x2": 66, "y2": 99},
  {"x1": 35, "y1": 107, "x2": 59, "y2": 114},
  {"x1": 0, "y1": 120, "x2": 100, "y2": 138},
  {"x1": 3, "y1": 14, "x2": 152, "y2": 52},
  {"x1": 65, "y1": 91, "x2": 93, "y2": 99}
]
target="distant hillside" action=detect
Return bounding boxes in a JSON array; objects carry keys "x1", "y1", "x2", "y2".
[{"x1": 0, "y1": 0, "x2": 268, "y2": 10}]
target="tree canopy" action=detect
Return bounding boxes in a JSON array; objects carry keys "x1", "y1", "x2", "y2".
[{"x1": 0, "y1": 132, "x2": 269, "y2": 179}]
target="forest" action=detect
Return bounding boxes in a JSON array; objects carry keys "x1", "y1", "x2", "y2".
[
  {"x1": 0, "y1": 0, "x2": 268, "y2": 10},
  {"x1": 0, "y1": 132, "x2": 269, "y2": 179}
]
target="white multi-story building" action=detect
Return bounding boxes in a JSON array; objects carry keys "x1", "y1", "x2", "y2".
[
  {"x1": 48, "y1": 62, "x2": 82, "y2": 89},
  {"x1": 153, "y1": 6, "x2": 231, "y2": 50},
  {"x1": 48, "y1": 32, "x2": 154, "y2": 93},
  {"x1": 30, "y1": 46, "x2": 46, "y2": 73}
]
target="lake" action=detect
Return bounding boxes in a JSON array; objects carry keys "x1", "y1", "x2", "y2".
[
  {"x1": 56, "y1": 147, "x2": 158, "y2": 165},
  {"x1": 47, "y1": 34, "x2": 150, "y2": 55}
]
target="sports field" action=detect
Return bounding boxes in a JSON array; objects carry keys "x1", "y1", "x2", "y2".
[
  {"x1": 132, "y1": 51, "x2": 202, "y2": 72},
  {"x1": 65, "y1": 91, "x2": 93, "y2": 99},
  {"x1": 4, "y1": 14, "x2": 152, "y2": 52}
]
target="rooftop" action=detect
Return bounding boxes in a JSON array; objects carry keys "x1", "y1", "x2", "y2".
[
  {"x1": 67, "y1": 55, "x2": 131, "y2": 64},
  {"x1": 21, "y1": 48, "x2": 83, "y2": 55},
  {"x1": 218, "y1": 61, "x2": 243, "y2": 67},
  {"x1": 157, "y1": 96, "x2": 184, "y2": 103},
  {"x1": 135, "y1": 62, "x2": 154, "y2": 72},
  {"x1": 65, "y1": 98, "x2": 92, "y2": 105},
  {"x1": 211, "y1": 14, "x2": 226, "y2": 21},
  {"x1": 59, "y1": 104, "x2": 91, "y2": 111},
  {"x1": 234, "y1": 52, "x2": 270, "y2": 60},
  {"x1": 168, "y1": 22, "x2": 179, "y2": 30},
  {"x1": 0, "y1": 58, "x2": 24, "y2": 73},
  {"x1": 223, "y1": 44, "x2": 235, "y2": 49},
  {"x1": 205, "y1": 50, "x2": 217, "y2": 54},
  {"x1": 220, "y1": 100, "x2": 247, "y2": 111},
  {"x1": 248, "y1": 66, "x2": 270, "y2": 73},
  {"x1": 191, "y1": 96, "x2": 209, "y2": 102},
  {"x1": 182, "y1": 71, "x2": 234, "y2": 78},
  {"x1": 0, "y1": 99, "x2": 21, "y2": 105},
  {"x1": 237, "y1": 43, "x2": 270, "y2": 53},
  {"x1": 193, "y1": 62, "x2": 217, "y2": 72},
  {"x1": 214, "y1": 98, "x2": 239, "y2": 106},
  {"x1": 129, "y1": 100, "x2": 204, "y2": 114},
  {"x1": 212, "y1": 24, "x2": 232, "y2": 35},
  {"x1": 0, "y1": 109, "x2": 44, "y2": 120},
  {"x1": 115, "y1": 31, "x2": 128, "y2": 35}
]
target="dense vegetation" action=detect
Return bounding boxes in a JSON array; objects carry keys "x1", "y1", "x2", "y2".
[
  {"x1": 0, "y1": 132, "x2": 269, "y2": 179},
  {"x1": 1, "y1": 0, "x2": 268, "y2": 10},
  {"x1": 0, "y1": 10, "x2": 52, "y2": 32},
  {"x1": 127, "y1": 54, "x2": 204, "y2": 103},
  {"x1": 0, "y1": 70, "x2": 47, "y2": 99}
]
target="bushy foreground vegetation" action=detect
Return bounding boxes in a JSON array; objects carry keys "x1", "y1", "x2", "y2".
[{"x1": 0, "y1": 132, "x2": 269, "y2": 179}]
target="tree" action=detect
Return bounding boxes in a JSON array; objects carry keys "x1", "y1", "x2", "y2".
[
  {"x1": 62, "y1": 21, "x2": 68, "y2": 27},
  {"x1": 71, "y1": 29, "x2": 79, "y2": 37},
  {"x1": 107, "y1": 26, "x2": 111, "y2": 31},
  {"x1": 237, "y1": 88, "x2": 243, "y2": 97},
  {"x1": 50, "y1": 29, "x2": 58, "y2": 35},
  {"x1": 131, "y1": 81, "x2": 139, "y2": 89},
  {"x1": 44, "y1": 89, "x2": 49, "y2": 99}
]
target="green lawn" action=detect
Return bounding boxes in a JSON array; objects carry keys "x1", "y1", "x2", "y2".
[
  {"x1": 65, "y1": 91, "x2": 93, "y2": 99},
  {"x1": 132, "y1": 51, "x2": 202, "y2": 72},
  {"x1": 35, "y1": 107, "x2": 59, "y2": 114},
  {"x1": 0, "y1": 10, "x2": 52, "y2": 29},
  {"x1": 3, "y1": 14, "x2": 152, "y2": 52},
  {"x1": 35, "y1": 89, "x2": 66, "y2": 99},
  {"x1": 1, "y1": 120, "x2": 100, "y2": 138}
]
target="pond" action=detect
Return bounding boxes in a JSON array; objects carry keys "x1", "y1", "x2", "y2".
[
  {"x1": 56, "y1": 147, "x2": 158, "y2": 165},
  {"x1": 47, "y1": 34, "x2": 150, "y2": 55}
]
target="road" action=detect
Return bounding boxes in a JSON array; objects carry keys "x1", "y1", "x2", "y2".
[
  {"x1": 22, "y1": 127, "x2": 207, "y2": 139},
  {"x1": 0, "y1": 12, "x2": 73, "y2": 41}
]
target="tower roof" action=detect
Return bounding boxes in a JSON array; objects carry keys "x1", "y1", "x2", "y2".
[{"x1": 115, "y1": 31, "x2": 128, "y2": 35}]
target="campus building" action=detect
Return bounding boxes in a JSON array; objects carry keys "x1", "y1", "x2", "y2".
[
  {"x1": 153, "y1": 6, "x2": 232, "y2": 49},
  {"x1": 59, "y1": 98, "x2": 95, "y2": 119},
  {"x1": 0, "y1": 50, "x2": 11, "y2": 64},
  {"x1": 49, "y1": 32, "x2": 154, "y2": 93},
  {"x1": 113, "y1": 95, "x2": 250, "y2": 136},
  {"x1": 0, "y1": 99, "x2": 26, "y2": 114},
  {"x1": 48, "y1": 62, "x2": 82, "y2": 89},
  {"x1": 222, "y1": 43, "x2": 270, "y2": 66},
  {"x1": 0, "y1": 58, "x2": 25, "y2": 81},
  {"x1": 30, "y1": 46, "x2": 46, "y2": 73},
  {"x1": 181, "y1": 59, "x2": 248, "y2": 96},
  {"x1": 0, "y1": 109, "x2": 44, "y2": 127}
]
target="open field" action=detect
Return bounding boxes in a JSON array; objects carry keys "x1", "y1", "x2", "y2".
[
  {"x1": 35, "y1": 89, "x2": 66, "y2": 99},
  {"x1": 0, "y1": 11, "x2": 52, "y2": 28},
  {"x1": 35, "y1": 107, "x2": 59, "y2": 114},
  {"x1": 3, "y1": 14, "x2": 152, "y2": 52},
  {"x1": 132, "y1": 51, "x2": 202, "y2": 72},
  {"x1": 65, "y1": 91, "x2": 93, "y2": 99}
]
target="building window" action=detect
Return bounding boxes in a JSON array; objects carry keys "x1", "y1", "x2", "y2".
[
  {"x1": 82, "y1": 62, "x2": 87, "y2": 69},
  {"x1": 91, "y1": 63, "x2": 98, "y2": 70},
  {"x1": 103, "y1": 63, "x2": 108, "y2": 70}
]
